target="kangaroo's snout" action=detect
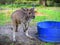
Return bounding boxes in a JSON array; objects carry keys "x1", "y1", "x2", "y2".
[{"x1": 32, "y1": 16, "x2": 35, "y2": 19}]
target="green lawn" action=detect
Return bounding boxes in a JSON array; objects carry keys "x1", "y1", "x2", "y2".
[
  {"x1": 37, "y1": 7, "x2": 60, "y2": 21},
  {"x1": 0, "y1": 4, "x2": 60, "y2": 45},
  {"x1": 0, "y1": 6, "x2": 60, "y2": 25},
  {"x1": 0, "y1": 5, "x2": 60, "y2": 25}
]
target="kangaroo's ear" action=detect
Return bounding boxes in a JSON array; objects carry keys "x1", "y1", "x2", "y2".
[
  {"x1": 21, "y1": 8, "x2": 27, "y2": 13},
  {"x1": 30, "y1": 8, "x2": 34, "y2": 12}
]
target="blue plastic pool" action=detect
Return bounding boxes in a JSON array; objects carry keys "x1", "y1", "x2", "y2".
[{"x1": 37, "y1": 21, "x2": 60, "y2": 43}]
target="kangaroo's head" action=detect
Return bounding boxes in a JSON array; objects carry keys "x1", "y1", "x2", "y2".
[{"x1": 22, "y1": 8, "x2": 35, "y2": 19}]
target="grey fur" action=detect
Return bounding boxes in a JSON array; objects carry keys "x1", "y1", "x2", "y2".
[{"x1": 11, "y1": 8, "x2": 35, "y2": 41}]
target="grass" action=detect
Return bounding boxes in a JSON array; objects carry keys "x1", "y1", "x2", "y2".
[
  {"x1": 0, "y1": 4, "x2": 60, "y2": 45},
  {"x1": 0, "y1": 6, "x2": 60, "y2": 25},
  {"x1": 0, "y1": 4, "x2": 39, "y2": 9},
  {"x1": 0, "y1": 10, "x2": 12, "y2": 25},
  {"x1": 37, "y1": 7, "x2": 60, "y2": 21}
]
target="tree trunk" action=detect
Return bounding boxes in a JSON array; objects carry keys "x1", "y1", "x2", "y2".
[{"x1": 39, "y1": 0, "x2": 47, "y2": 6}]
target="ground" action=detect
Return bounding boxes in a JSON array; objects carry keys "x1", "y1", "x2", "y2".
[
  {"x1": 0, "y1": 23, "x2": 41, "y2": 45},
  {"x1": 0, "y1": 23, "x2": 60, "y2": 45}
]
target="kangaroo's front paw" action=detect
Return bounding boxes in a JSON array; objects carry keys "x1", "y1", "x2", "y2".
[
  {"x1": 15, "y1": 30, "x2": 18, "y2": 32},
  {"x1": 24, "y1": 28, "x2": 28, "y2": 32}
]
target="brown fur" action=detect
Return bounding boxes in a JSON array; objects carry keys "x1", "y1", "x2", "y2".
[
  {"x1": 11, "y1": 8, "x2": 35, "y2": 41},
  {"x1": 11, "y1": 8, "x2": 35, "y2": 32}
]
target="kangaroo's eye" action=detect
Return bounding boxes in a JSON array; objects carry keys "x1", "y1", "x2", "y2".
[
  {"x1": 29, "y1": 12, "x2": 32, "y2": 14},
  {"x1": 29, "y1": 13, "x2": 30, "y2": 14},
  {"x1": 29, "y1": 12, "x2": 30, "y2": 14}
]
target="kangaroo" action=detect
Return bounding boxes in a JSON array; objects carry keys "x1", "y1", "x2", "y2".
[{"x1": 11, "y1": 8, "x2": 35, "y2": 41}]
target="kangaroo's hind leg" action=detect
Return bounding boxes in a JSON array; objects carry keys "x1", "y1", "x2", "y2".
[{"x1": 12, "y1": 21, "x2": 18, "y2": 42}]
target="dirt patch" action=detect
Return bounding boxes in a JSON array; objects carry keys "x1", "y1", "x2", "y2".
[
  {"x1": 0, "y1": 24, "x2": 42, "y2": 45},
  {"x1": 0, "y1": 24, "x2": 60, "y2": 45}
]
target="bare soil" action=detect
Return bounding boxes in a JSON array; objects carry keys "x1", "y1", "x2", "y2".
[
  {"x1": 0, "y1": 23, "x2": 60, "y2": 45},
  {"x1": 0, "y1": 24, "x2": 42, "y2": 45}
]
